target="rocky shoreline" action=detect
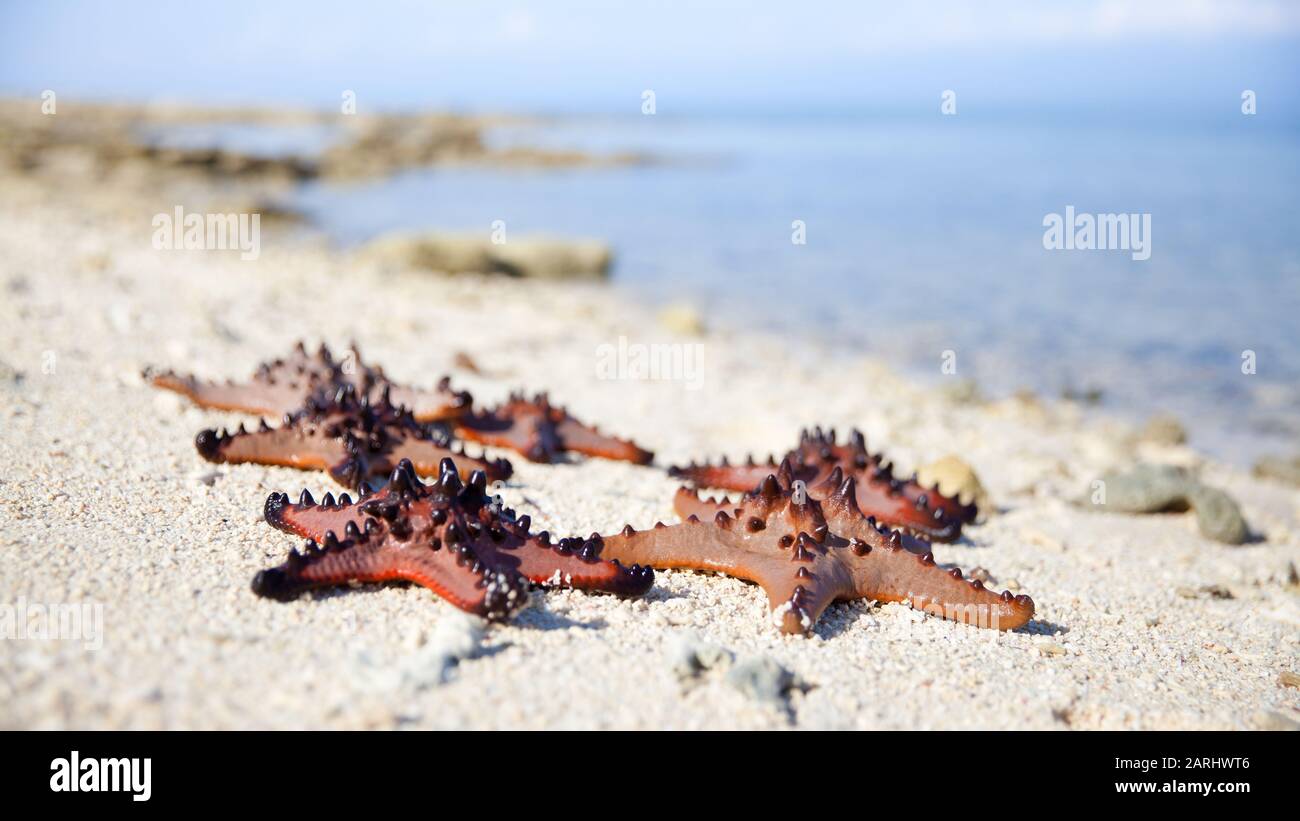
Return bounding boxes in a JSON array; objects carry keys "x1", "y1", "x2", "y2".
[{"x1": 0, "y1": 98, "x2": 650, "y2": 184}]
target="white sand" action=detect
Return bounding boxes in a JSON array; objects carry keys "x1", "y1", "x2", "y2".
[{"x1": 1, "y1": 177, "x2": 1298, "y2": 730}]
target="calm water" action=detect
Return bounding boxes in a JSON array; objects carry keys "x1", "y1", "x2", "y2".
[{"x1": 282, "y1": 113, "x2": 1300, "y2": 464}]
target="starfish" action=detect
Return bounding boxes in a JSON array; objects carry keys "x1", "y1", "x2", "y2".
[
  {"x1": 593, "y1": 468, "x2": 1033, "y2": 635},
  {"x1": 194, "y1": 384, "x2": 512, "y2": 488},
  {"x1": 257, "y1": 458, "x2": 655, "y2": 615},
  {"x1": 145, "y1": 341, "x2": 471, "y2": 422},
  {"x1": 669, "y1": 427, "x2": 976, "y2": 541},
  {"x1": 456, "y1": 392, "x2": 654, "y2": 464}
]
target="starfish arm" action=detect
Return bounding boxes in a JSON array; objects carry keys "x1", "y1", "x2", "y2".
[
  {"x1": 898, "y1": 477, "x2": 978, "y2": 525},
  {"x1": 672, "y1": 486, "x2": 741, "y2": 521},
  {"x1": 194, "y1": 422, "x2": 347, "y2": 473},
  {"x1": 600, "y1": 521, "x2": 853, "y2": 635},
  {"x1": 554, "y1": 417, "x2": 654, "y2": 465},
  {"x1": 815, "y1": 476, "x2": 1034, "y2": 630},
  {"x1": 251, "y1": 535, "x2": 526, "y2": 620},
  {"x1": 147, "y1": 342, "x2": 478, "y2": 427},
  {"x1": 667, "y1": 459, "x2": 780, "y2": 491},
  {"x1": 145, "y1": 369, "x2": 306, "y2": 417},
  {"x1": 598, "y1": 520, "x2": 782, "y2": 585},
  {"x1": 387, "y1": 545, "x2": 527, "y2": 618},
  {"x1": 146, "y1": 341, "x2": 347, "y2": 416},
  {"x1": 838, "y1": 541, "x2": 1033, "y2": 630},
  {"x1": 389, "y1": 439, "x2": 513, "y2": 483},
  {"x1": 504, "y1": 533, "x2": 655, "y2": 596},
  {"x1": 764, "y1": 560, "x2": 856, "y2": 635},
  {"x1": 456, "y1": 394, "x2": 652, "y2": 464},
  {"x1": 264, "y1": 488, "x2": 368, "y2": 539},
  {"x1": 253, "y1": 539, "x2": 398, "y2": 597},
  {"x1": 851, "y1": 480, "x2": 963, "y2": 542},
  {"x1": 266, "y1": 460, "x2": 650, "y2": 597},
  {"x1": 456, "y1": 413, "x2": 561, "y2": 462},
  {"x1": 387, "y1": 379, "x2": 472, "y2": 423}
]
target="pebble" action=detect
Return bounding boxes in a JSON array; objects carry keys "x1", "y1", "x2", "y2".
[
  {"x1": 1177, "y1": 585, "x2": 1235, "y2": 601},
  {"x1": 916, "y1": 455, "x2": 990, "y2": 518},
  {"x1": 428, "y1": 612, "x2": 486, "y2": 662},
  {"x1": 669, "y1": 632, "x2": 733, "y2": 680},
  {"x1": 1139, "y1": 414, "x2": 1187, "y2": 446},
  {"x1": 725, "y1": 655, "x2": 801, "y2": 706},
  {"x1": 1202, "y1": 584, "x2": 1235, "y2": 600},
  {"x1": 1280, "y1": 671, "x2": 1300, "y2": 689},
  {"x1": 1187, "y1": 485, "x2": 1249, "y2": 545},
  {"x1": 356, "y1": 613, "x2": 486, "y2": 691},
  {"x1": 656, "y1": 302, "x2": 706, "y2": 336},
  {"x1": 938, "y1": 378, "x2": 983, "y2": 405},
  {"x1": 1085, "y1": 464, "x2": 1249, "y2": 545}
]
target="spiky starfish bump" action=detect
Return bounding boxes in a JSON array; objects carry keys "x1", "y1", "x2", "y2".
[
  {"x1": 261, "y1": 458, "x2": 654, "y2": 607},
  {"x1": 145, "y1": 341, "x2": 471, "y2": 422},
  {"x1": 456, "y1": 392, "x2": 654, "y2": 464},
  {"x1": 194, "y1": 384, "x2": 511, "y2": 488},
  {"x1": 595, "y1": 469, "x2": 1033, "y2": 635},
  {"x1": 668, "y1": 427, "x2": 976, "y2": 542}
]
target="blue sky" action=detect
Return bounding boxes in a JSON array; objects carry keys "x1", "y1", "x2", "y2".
[{"x1": 2, "y1": 0, "x2": 1298, "y2": 117}]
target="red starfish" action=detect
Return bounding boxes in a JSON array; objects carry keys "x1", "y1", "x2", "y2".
[
  {"x1": 593, "y1": 468, "x2": 1032, "y2": 635},
  {"x1": 456, "y1": 392, "x2": 654, "y2": 465},
  {"x1": 257, "y1": 458, "x2": 654, "y2": 614},
  {"x1": 146, "y1": 341, "x2": 471, "y2": 422},
  {"x1": 194, "y1": 384, "x2": 511, "y2": 488},
  {"x1": 669, "y1": 427, "x2": 976, "y2": 541}
]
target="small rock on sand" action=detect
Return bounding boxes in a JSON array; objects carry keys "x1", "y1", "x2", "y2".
[
  {"x1": 939, "y1": 378, "x2": 983, "y2": 405},
  {"x1": 656, "y1": 302, "x2": 706, "y2": 336},
  {"x1": 916, "y1": 455, "x2": 990, "y2": 518},
  {"x1": 968, "y1": 566, "x2": 994, "y2": 584},
  {"x1": 725, "y1": 655, "x2": 803, "y2": 706},
  {"x1": 1140, "y1": 413, "x2": 1187, "y2": 446},
  {"x1": 1187, "y1": 485, "x2": 1249, "y2": 545},
  {"x1": 358, "y1": 613, "x2": 486, "y2": 691},
  {"x1": 359, "y1": 231, "x2": 611, "y2": 280},
  {"x1": 670, "y1": 632, "x2": 734, "y2": 680},
  {"x1": 1085, "y1": 464, "x2": 1249, "y2": 545},
  {"x1": 1280, "y1": 671, "x2": 1300, "y2": 689}
]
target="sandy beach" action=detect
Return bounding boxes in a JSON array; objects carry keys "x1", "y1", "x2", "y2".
[{"x1": 1, "y1": 151, "x2": 1298, "y2": 731}]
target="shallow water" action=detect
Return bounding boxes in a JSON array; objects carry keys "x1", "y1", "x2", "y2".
[{"x1": 280, "y1": 113, "x2": 1300, "y2": 465}]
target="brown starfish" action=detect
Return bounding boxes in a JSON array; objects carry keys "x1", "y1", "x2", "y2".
[
  {"x1": 145, "y1": 341, "x2": 471, "y2": 422},
  {"x1": 669, "y1": 427, "x2": 976, "y2": 541},
  {"x1": 594, "y1": 469, "x2": 1033, "y2": 635},
  {"x1": 456, "y1": 392, "x2": 654, "y2": 465},
  {"x1": 258, "y1": 458, "x2": 655, "y2": 612},
  {"x1": 194, "y1": 384, "x2": 511, "y2": 489}
]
